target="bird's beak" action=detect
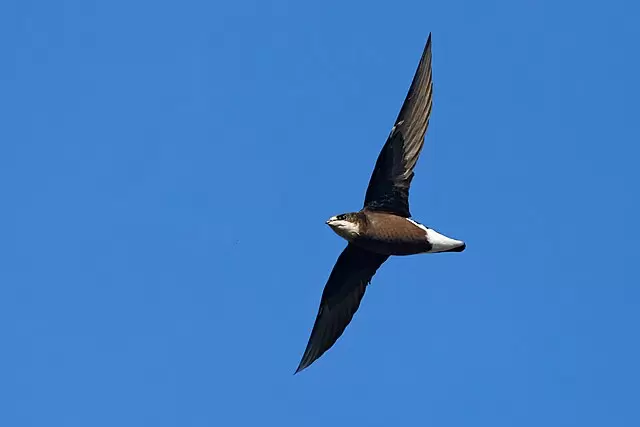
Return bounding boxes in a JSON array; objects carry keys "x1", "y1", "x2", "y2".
[{"x1": 326, "y1": 216, "x2": 337, "y2": 225}]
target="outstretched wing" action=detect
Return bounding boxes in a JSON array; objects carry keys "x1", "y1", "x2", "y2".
[
  {"x1": 363, "y1": 33, "x2": 434, "y2": 218},
  {"x1": 295, "y1": 244, "x2": 389, "y2": 373}
]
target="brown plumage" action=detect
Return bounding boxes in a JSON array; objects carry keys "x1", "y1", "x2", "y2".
[
  {"x1": 353, "y1": 210, "x2": 433, "y2": 255},
  {"x1": 295, "y1": 33, "x2": 465, "y2": 374}
]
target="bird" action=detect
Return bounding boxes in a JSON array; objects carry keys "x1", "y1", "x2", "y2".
[{"x1": 295, "y1": 33, "x2": 466, "y2": 374}]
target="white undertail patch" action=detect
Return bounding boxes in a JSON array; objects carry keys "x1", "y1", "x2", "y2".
[
  {"x1": 407, "y1": 218, "x2": 465, "y2": 253},
  {"x1": 406, "y1": 218, "x2": 429, "y2": 233}
]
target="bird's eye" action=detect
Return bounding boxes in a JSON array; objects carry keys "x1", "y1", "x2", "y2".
[{"x1": 337, "y1": 215, "x2": 345, "y2": 220}]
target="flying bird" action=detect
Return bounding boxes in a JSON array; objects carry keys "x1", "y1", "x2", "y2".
[{"x1": 295, "y1": 33, "x2": 466, "y2": 374}]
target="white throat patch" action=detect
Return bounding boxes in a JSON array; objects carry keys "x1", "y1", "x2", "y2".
[{"x1": 327, "y1": 217, "x2": 361, "y2": 241}]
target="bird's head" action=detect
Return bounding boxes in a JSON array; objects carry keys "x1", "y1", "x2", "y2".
[{"x1": 326, "y1": 212, "x2": 363, "y2": 240}]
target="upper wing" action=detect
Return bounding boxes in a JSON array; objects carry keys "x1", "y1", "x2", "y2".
[
  {"x1": 295, "y1": 244, "x2": 389, "y2": 373},
  {"x1": 363, "y1": 33, "x2": 434, "y2": 218}
]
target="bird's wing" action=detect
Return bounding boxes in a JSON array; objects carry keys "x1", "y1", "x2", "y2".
[
  {"x1": 295, "y1": 244, "x2": 389, "y2": 373},
  {"x1": 363, "y1": 33, "x2": 434, "y2": 218}
]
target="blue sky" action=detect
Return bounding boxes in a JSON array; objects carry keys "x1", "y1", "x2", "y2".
[{"x1": 2, "y1": 0, "x2": 639, "y2": 425}]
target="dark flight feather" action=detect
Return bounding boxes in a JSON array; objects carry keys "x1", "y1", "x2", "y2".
[
  {"x1": 295, "y1": 244, "x2": 388, "y2": 373},
  {"x1": 364, "y1": 33, "x2": 434, "y2": 217}
]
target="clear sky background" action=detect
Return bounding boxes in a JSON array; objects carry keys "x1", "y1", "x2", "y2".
[{"x1": 2, "y1": 0, "x2": 639, "y2": 426}]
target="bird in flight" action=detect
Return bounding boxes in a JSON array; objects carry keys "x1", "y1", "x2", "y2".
[{"x1": 295, "y1": 34, "x2": 466, "y2": 374}]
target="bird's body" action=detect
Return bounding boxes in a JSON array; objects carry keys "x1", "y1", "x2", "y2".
[
  {"x1": 329, "y1": 210, "x2": 465, "y2": 256},
  {"x1": 295, "y1": 33, "x2": 466, "y2": 373}
]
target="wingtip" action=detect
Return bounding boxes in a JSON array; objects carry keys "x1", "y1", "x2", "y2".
[
  {"x1": 294, "y1": 361, "x2": 308, "y2": 375},
  {"x1": 422, "y1": 32, "x2": 432, "y2": 56}
]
